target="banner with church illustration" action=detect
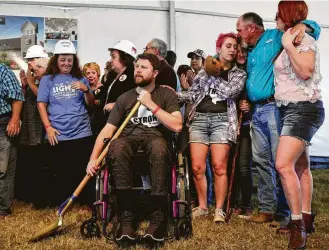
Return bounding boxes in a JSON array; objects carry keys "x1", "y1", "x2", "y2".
[{"x1": 0, "y1": 15, "x2": 78, "y2": 70}]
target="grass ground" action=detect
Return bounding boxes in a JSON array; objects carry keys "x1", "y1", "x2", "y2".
[{"x1": 1, "y1": 169, "x2": 329, "y2": 250}]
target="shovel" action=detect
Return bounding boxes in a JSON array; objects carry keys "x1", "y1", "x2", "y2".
[
  {"x1": 225, "y1": 112, "x2": 243, "y2": 223},
  {"x1": 30, "y1": 101, "x2": 141, "y2": 242}
]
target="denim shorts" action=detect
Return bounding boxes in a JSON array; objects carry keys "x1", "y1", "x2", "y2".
[
  {"x1": 279, "y1": 100, "x2": 325, "y2": 146},
  {"x1": 189, "y1": 112, "x2": 230, "y2": 145}
]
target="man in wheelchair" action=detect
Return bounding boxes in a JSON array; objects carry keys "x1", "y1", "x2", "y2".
[{"x1": 86, "y1": 53, "x2": 183, "y2": 243}]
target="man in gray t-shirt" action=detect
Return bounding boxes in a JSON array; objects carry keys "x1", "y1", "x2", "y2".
[{"x1": 87, "y1": 54, "x2": 182, "y2": 244}]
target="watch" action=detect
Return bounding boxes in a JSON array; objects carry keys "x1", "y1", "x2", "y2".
[{"x1": 83, "y1": 88, "x2": 89, "y2": 93}]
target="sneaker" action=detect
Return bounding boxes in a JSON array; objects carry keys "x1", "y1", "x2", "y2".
[
  {"x1": 115, "y1": 211, "x2": 137, "y2": 242},
  {"x1": 233, "y1": 208, "x2": 243, "y2": 216},
  {"x1": 213, "y1": 208, "x2": 226, "y2": 223},
  {"x1": 237, "y1": 209, "x2": 253, "y2": 219},
  {"x1": 143, "y1": 210, "x2": 166, "y2": 242},
  {"x1": 192, "y1": 207, "x2": 209, "y2": 219}
]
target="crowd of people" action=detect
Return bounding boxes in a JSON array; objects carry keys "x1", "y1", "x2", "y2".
[{"x1": 0, "y1": 1, "x2": 325, "y2": 249}]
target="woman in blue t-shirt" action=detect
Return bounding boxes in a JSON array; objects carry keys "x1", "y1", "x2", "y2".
[{"x1": 37, "y1": 40, "x2": 94, "y2": 207}]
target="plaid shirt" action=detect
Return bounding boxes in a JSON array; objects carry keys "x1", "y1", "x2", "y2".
[
  {"x1": 178, "y1": 65, "x2": 246, "y2": 143},
  {"x1": 0, "y1": 64, "x2": 25, "y2": 115}
]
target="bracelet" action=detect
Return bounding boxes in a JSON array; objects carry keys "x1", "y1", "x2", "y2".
[
  {"x1": 83, "y1": 88, "x2": 90, "y2": 93},
  {"x1": 44, "y1": 124, "x2": 51, "y2": 129},
  {"x1": 152, "y1": 105, "x2": 161, "y2": 115}
]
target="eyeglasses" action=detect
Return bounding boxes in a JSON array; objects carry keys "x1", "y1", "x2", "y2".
[{"x1": 143, "y1": 46, "x2": 154, "y2": 51}]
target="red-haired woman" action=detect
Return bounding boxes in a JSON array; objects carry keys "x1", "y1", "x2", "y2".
[
  {"x1": 274, "y1": 1, "x2": 325, "y2": 249},
  {"x1": 178, "y1": 33, "x2": 246, "y2": 223},
  {"x1": 83, "y1": 62, "x2": 104, "y2": 135},
  {"x1": 83, "y1": 62, "x2": 102, "y2": 92}
]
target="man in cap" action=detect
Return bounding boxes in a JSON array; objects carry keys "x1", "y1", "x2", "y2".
[{"x1": 187, "y1": 49, "x2": 206, "y2": 75}]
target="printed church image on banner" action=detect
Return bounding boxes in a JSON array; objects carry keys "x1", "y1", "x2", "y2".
[{"x1": 20, "y1": 20, "x2": 39, "y2": 58}]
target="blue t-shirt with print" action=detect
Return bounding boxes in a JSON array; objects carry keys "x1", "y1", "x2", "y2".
[{"x1": 37, "y1": 74, "x2": 92, "y2": 141}]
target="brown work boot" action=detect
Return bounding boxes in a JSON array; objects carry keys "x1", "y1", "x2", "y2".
[
  {"x1": 288, "y1": 219, "x2": 306, "y2": 249},
  {"x1": 277, "y1": 213, "x2": 315, "y2": 236},
  {"x1": 303, "y1": 213, "x2": 315, "y2": 234},
  {"x1": 246, "y1": 212, "x2": 274, "y2": 223}
]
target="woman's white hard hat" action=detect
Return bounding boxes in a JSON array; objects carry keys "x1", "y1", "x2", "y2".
[
  {"x1": 24, "y1": 45, "x2": 49, "y2": 59},
  {"x1": 54, "y1": 40, "x2": 76, "y2": 55},
  {"x1": 108, "y1": 40, "x2": 137, "y2": 59}
]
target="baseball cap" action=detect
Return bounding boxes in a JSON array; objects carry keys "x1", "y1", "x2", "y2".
[{"x1": 187, "y1": 49, "x2": 206, "y2": 60}]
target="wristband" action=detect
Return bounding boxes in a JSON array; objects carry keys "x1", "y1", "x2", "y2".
[
  {"x1": 44, "y1": 124, "x2": 51, "y2": 129},
  {"x1": 152, "y1": 105, "x2": 161, "y2": 115}
]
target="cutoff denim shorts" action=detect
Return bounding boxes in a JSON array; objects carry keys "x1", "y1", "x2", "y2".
[
  {"x1": 189, "y1": 112, "x2": 230, "y2": 145},
  {"x1": 279, "y1": 100, "x2": 325, "y2": 146}
]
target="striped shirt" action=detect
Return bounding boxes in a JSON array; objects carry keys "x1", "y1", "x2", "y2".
[{"x1": 0, "y1": 64, "x2": 24, "y2": 115}]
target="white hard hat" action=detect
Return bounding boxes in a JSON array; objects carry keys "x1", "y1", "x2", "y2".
[
  {"x1": 24, "y1": 45, "x2": 49, "y2": 59},
  {"x1": 54, "y1": 40, "x2": 76, "y2": 55},
  {"x1": 108, "y1": 40, "x2": 137, "y2": 59}
]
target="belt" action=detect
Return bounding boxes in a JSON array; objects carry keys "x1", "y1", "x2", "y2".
[{"x1": 253, "y1": 96, "x2": 275, "y2": 105}]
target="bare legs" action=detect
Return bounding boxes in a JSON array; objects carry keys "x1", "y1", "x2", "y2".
[
  {"x1": 190, "y1": 143, "x2": 230, "y2": 209},
  {"x1": 275, "y1": 136, "x2": 312, "y2": 215}
]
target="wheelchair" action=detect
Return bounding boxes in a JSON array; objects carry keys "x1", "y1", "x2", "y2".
[{"x1": 80, "y1": 134, "x2": 193, "y2": 242}]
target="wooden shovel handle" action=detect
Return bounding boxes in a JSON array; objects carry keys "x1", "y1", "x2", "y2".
[{"x1": 73, "y1": 101, "x2": 141, "y2": 197}]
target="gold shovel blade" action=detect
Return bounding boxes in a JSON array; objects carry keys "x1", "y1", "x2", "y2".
[{"x1": 29, "y1": 217, "x2": 63, "y2": 242}]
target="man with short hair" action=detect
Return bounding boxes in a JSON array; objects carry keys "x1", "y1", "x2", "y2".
[
  {"x1": 87, "y1": 53, "x2": 182, "y2": 243},
  {"x1": 144, "y1": 38, "x2": 177, "y2": 90},
  {"x1": 236, "y1": 12, "x2": 320, "y2": 226},
  {"x1": 0, "y1": 64, "x2": 24, "y2": 217},
  {"x1": 187, "y1": 49, "x2": 206, "y2": 75}
]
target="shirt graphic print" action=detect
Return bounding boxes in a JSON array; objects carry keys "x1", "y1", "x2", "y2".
[
  {"x1": 52, "y1": 81, "x2": 79, "y2": 100},
  {"x1": 130, "y1": 104, "x2": 161, "y2": 127}
]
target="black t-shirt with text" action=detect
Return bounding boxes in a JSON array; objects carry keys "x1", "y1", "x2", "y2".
[
  {"x1": 195, "y1": 68, "x2": 229, "y2": 113},
  {"x1": 107, "y1": 86, "x2": 180, "y2": 141}
]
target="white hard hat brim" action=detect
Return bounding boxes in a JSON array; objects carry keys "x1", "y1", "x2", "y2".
[
  {"x1": 108, "y1": 47, "x2": 136, "y2": 59},
  {"x1": 24, "y1": 55, "x2": 49, "y2": 59}
]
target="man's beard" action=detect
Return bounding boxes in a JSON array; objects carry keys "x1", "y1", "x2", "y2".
[{"x1": 135, "y1": 77, "x2": 152, "y2": 87}]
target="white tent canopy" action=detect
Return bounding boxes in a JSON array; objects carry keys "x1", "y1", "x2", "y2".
[{"x1": 1, "y1": 0, "x2": 328, "y2": 156}]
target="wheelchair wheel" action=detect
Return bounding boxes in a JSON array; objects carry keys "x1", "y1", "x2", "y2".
[
  {"x1": 175, "y1": 218, "x2": 192, "y2": 240},
  {"x1": 80, "y1": 218, "x2": 101, "y2": 238}
]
